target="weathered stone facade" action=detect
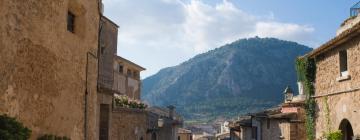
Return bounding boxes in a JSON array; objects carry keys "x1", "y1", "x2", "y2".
[
  {"x1": 97, "y1": 15, "x2": 119, "y2": 140},
  {"x1": 0, "y1": 0, "x2": 100, "y2": 139},
  {"x1": 111, "y1": 108, "x2": 149, "y2": 140},
  {"x1": 113, "y1": 56, "x2": 145, "y2": 100},
  {"x1": 310, "y1": 16, "x2": 360, "y2": 139}
]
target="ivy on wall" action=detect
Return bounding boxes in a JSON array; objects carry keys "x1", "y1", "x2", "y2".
[
  {"x1": 295, "y1": 57, "x2": 316, "y2": 140},
  {"x1": 323, "y1": 97, "x2": 343, "y2": 140}
]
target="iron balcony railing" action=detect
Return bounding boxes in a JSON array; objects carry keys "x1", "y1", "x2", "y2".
[{"x1": 351, "y1": 1, "x2": 360, "y2": 17}]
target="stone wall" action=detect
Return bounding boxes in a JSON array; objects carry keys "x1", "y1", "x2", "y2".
[
  {"x1": 178, "y1": 133, "x2": 192, "y2": 140},
  {"x1": 0, "y1": 0, "x2": 100, "y2": 139},
  {"x1": 111, "y1": 108, "x2": 149, "y2": 140},
  {"x1": 314, "y1": 34, "x2": 360, "y2": 138},
  {"x1": 98, "y1": 16, "x2": 118, "y2": 90}
]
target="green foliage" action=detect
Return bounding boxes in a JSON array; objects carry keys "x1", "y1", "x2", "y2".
[
  {"x1": 296, "y1": 57, "x2": 316, "y2": 140},
  {"x1": 325, "y1": 131, "x2": 343, "y2": 140},
  {"x1": 37, "y1": 134, "x2": 70, "y2": 140},
  {"x1": 181, "y1": 96, "x2": 277, "y2": 121},
  {"x1": 324, "y1": 97, "x2": 331, "y2": 132},
  {"x1": 0, "y1": 114, "x2": 31, "y2": 140},
  {"x1": 114, "y1": 95, "x2": 147, "y2": 109}
]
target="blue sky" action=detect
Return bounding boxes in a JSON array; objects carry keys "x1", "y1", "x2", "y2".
[{"x1": 103, "y1": 0, "x2": 359, "y2": 78}]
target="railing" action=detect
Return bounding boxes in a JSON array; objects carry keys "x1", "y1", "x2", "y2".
[
  {"x1": 113, "y1": 72, "x2": 126, "y2": 94},
  {"x1": 350, "y1": 1, "x2": 360, "y2": 17}
]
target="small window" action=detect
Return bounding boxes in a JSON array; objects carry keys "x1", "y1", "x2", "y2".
[
  {"x1": 127, "y1": 69, "x2": 132, "y2": 77},
  {"x1": 267, "y1": 119, "x2": 270, "y2": 129},
  {"x1": 133, "y1": 71, "x2": 138, "y2": 79},
  {"x1": 339, "y1": 50, "x2": 348, "y2": 76},
  {"x1": 118, "y1": 64, "x2": 123, "y2": 73},
  {"x1": 67, "y1": 11, "x2": 75, "y2": 33}
]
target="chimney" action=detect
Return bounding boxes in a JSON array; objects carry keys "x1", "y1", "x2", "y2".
[{"x1": 167, "y1": 105, "x2": 175, "y2": 119}]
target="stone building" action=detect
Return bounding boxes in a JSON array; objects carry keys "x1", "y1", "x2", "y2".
[
  {"x1": 229, "y1": 116, "x2": 252, "y2": 140},
  {"x1": 215, "y1": 121, "x2": 230, "y2": 140},
  {"x1": 303, "y1": 6, "x2": 360, "y2": 140},
  {"x1": 0, "y1": 0, "x2": 102, "y2": 139},
  {"x1": 113, "y1": 55, "x2": 145, "y2": 100},
  {"x1": 147, "y1": 106, "x2": 184, "y2": 140},
  {"x1": 178, "y1": 128, "x2": 193, "y2": 140},
  {"x1": 229, "y1": 87, "x2": 306, "y2": 140}
]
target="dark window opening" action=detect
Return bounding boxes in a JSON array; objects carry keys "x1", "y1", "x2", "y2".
[
  {"x1": 339, "y1": 50, "x2": 348, "y2": 76},
  {"x1": 178, "y1": 136, "x2": 180, "y2": 140},
  {"x1": 133, "y1": 71, "x2": 138, "y2": 79},
  {"x1": 127, "y1": 69, "x2": 132, "y2": 77},
  {"x1": 118, "y1": 64, "x2": 123, "y2": 73},
  {"x1": 267, "y1": 119, "x2": 270, "y2": 129},
  {"x1": 67, "y1": 11, "x2": 75, "y2": 33},
  {"x1": 101, "y1": 45, "x2": 105, "y2": 54}
]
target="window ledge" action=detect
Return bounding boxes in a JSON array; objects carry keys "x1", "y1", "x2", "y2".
[{"x1": 336, "y1": 75, "x2": 351, "y2": 82}]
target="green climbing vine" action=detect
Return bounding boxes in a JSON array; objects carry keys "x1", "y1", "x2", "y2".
[
  {"x1": 323, "y1": 97, "x2": 343, "y2": 140},
  {"x1": 324, "y1": 97, "x2": 331, "y2": 133},
  {"x1": 295, "y1": 57, "x2": 316, "y2": 140}
]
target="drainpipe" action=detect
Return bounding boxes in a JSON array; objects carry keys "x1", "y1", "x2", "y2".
[{"x1": 85, "y1": 52, "x2": 97, "y2": 140}]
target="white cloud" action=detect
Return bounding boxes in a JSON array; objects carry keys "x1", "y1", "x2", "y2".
[{"x1": 102, "y1": 0, "x2": 316, "y2": 78}]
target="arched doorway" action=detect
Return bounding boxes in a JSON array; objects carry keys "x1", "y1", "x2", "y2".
[{"x1": 339, "y1": 119, "x2": 354, "y2": 140}]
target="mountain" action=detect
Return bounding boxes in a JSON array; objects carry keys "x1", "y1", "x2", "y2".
[{"x1": 142, "y1": 37, "x2": 312, "y2": 122}]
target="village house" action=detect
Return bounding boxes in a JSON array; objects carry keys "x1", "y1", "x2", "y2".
[
  {"x1": 147, "y1": 106, "x2": 184, "y2": 140},
  {"x1": 113, "y1": 55, "x2": 145, "y2": 100},
  {"x1": 215, "y1": 121, "x2": 230, "y2": 140},
  {"x1": 0, "y1": 0, "x2": 102, "y2": 139},
  {"x1": 303, "y1": 3, "x2": 360, "y2": 140},
  {"x1": 0, "y1": 0, "x2": 184, "y2": 140},
  {"x1": 228, "y1": 116, "x2": 252, "y2": 140},
  {"x1": 178, "y1": 128, "x2": 193, "y2": 140},
  {"x1": 98, "y1": 13, "x2": 184, "y2": 140},
  {"x1": 229, "y1": 86, "x2": 306, "y2": 140}
]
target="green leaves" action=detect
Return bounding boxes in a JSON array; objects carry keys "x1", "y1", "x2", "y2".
[
  {"x1": 325, "y1": 131, "x2": 343, "y2": 140},
  {"x1": 296, "y1": 57, "x2": 316, "y2": 140},
  {"x1": 0, "y1": 114, "x2": 31, "y2": 140}
]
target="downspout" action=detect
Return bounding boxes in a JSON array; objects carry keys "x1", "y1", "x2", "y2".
[{"x1": 85, "y1": 52, "x2": 97, "y2": 140}]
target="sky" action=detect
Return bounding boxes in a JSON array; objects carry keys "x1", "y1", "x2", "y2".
[{"x1": 102, "y1": 0, "x2": 359, "y2": 78}]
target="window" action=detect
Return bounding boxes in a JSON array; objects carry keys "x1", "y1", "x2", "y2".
[
  {"x1": 67, "y1": 11, "x2": 75, "y2": 33},
  {"x1": 133, "y1": 71, "x2": 138, "y2": 79},
  {"x1": 339, "y1": 50, "x2": 348, "y2": 76},
  {"x1": 118, "y1": 64, "x2": 123, "y2": 73},
  {"x1": 267, "y1": 119, "x2": 270, "y2": 129},
  {"x1": 127, "y1": 69, "x2": 132, "y2": 77}
]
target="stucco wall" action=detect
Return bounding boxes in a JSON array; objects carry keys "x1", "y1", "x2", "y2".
[
  {"x1": 314, "y1": 35, "x2": 360, "y2": 139},
  {"x1": 0, "y1": 0, "x2": 100, "y2": 139}
]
